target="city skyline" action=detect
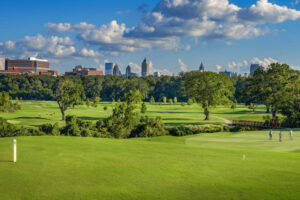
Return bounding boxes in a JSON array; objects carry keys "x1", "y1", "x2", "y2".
[{"x1": 0, "y1": 0, "x2": 300, "y2": 74}]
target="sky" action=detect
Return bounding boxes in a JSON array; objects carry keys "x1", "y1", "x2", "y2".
[{"x1": 0, "y1": 0, "x2": 300, "y2": 75}]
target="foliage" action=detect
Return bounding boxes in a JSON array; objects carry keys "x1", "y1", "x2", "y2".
[
  {"x1": 163, "y1": 96, "x2": 167, "y2": 104},
  {"x1": 168, "y1": 124, "x2": 229, "y2": 136},
  {"x1": 244, "y1": 63, "x2": 298, "y2": 119},
  {"x1": 130, "y1": 117, "x2": 167, "y2": 138},
  {"x1": 39, "y1": 123, "x2": 60, "y2": 136},
  {"x1": 248, "y1": 103, "x2": 257, "y2": 112},
  {"x1": 185, "y1": 72, "x2": 234, "y2": 120},
  {"x1": 168, "y1": 98, "x2": 173, "y2": 104},
  {"x1": 0, "y1": 92, "x2": 21, "y2": 112},
  {"x1": 174, "y1": 97, "x2": 178, "y2": 104},
  {"x1": 141, "y1": 102, "x2": 147, "y2": 114},
  {"x1": 150, "y1": 96, "x2": 155, "y2": 104},
  {"x1": 187, "y1": 99, "x2": 194, "y2": 105},
  {"x1": 56, "y1": 79, "x2": 84, "y2": 120}
]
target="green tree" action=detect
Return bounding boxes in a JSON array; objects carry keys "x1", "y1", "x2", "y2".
[
  {"x1": 141, "y1": 102, "x2": 147, "y2": 114},
  {"x1": 86, "y1": 99, "x2": 90, "y2": 107},
  {"x1": 245, "y1": 63, "x2": 298, "y2": 119},
  {"x1": 168, "y1": 98, "x2": 173, "y2": 104},
  {"x1": 150, "y1": 96, "x2": 155, "y2": 104},
  {"x1": 187, "y1": 99, "x2": 194, "y2": 105},
  {"x1": 231, "y1": 100, "x2": 237, "y2": 111},
  {"x1": 174, "y1": 97, "x2": 178, "y2": 104},
  {"x1": 185, "y1": 72, "x2": 234, "y2": 120},
  {"x1": 56, "y1": 79, "x2": 84, "y2": 120},
  {"x1": 163, "y1": 97, "x2": 167, "y2": 104},
  {"x1": 248, "y1": 103, "x2": 257, "y2": 112}
]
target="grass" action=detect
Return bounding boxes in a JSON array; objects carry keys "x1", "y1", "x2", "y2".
[
  {"x1": 1, "y1": 101, "x2": 270, "y2": 128},
  {"x1": 0, "y1": 132, "x2": 300, "y2": 200}
]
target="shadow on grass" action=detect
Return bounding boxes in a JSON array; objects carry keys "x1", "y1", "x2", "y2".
[
  {"x1": 16, "y1": 117, "x2": 48, "y2": 120},
  {"x1": 78, "y1": 116, "x2": 104, "y2": 121},
  {"x1": 0, "y1": 160, "x2": 13, "y2": 163},
  {"x1": 165, "y1": 121, "x2": 223, "y2": 126}
]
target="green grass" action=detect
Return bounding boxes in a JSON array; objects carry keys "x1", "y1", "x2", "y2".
[
  {"x1": 1, "y1": 132, "x2": 300, "y2": 200},
  {"x1": 1, "y1": 101, "x2": 270, "y2": 128}
]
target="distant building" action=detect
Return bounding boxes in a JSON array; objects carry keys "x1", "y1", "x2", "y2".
[
  {"x1": 65, "y1": 65, "x2": 103, "y2": 76},
  {"x1": 113, "y1": 64, "x2": 120, "y2": 76},
  {"x1": 154, "y1": 72, "x2": 160, "y2": 77},
  {"x1": 199, "y1": 62, "x2": 205, "y2": 72},
  {"x1": 220, "y1": 70, "x2": 237, "y2": 77},
  {"x1": 0, "y1": 57, "x2": 57, "y2": 75},
  {"x1": 126, "y1": 65, "x2": 131, "y2": 78},
  {"x1": 250, "y1": 64, "x2": 260, "y2": 75},
  {"x1": 4, "y1": 57, "x2": 49, "y2": 74},
  {"x1": 39, "y1": 70, "x2": 58, "y2": 76},
  {"x1": 0, "y1": 58, "x2": 5, "y2": 70},
  {"x1": 105, "y1": 62, "x2": 114, "y2": 75},
  {"x1": 141, "y1": 58, "x2": 150, "y2": 77}
]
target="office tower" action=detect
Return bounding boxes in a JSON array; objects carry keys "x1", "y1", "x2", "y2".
[
  {"x1": 141, "y1": 58, "x2": 149, "y2": 77},
  {"x1": 126, "y1": 65, "x2": 131, "y2": 78},
  {"x1": 5, "y1": 57, "x2": 49, "y2": 74},
  {"x1": 113, "y1": 64, "x2": 120, "y2": 76},
  {"x1": 250, "y1": 64, "x2": 260, "y2": 75},
  {"x1": 154, "y1": 72, "x2": 160, "y2": 77},
  {"x1": 199, "y1": 62, "x2": 205, "y2": 72},
  {"x1": 105, "y1": 62, "x2": 114, "y2": 75},
  {"x1": 0, "y1": 58, "x2": 4, "y2": 70}
]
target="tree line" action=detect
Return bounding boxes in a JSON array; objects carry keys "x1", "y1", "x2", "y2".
[{"x1": 1, "y1": 63, "x2": 300, "y2": 126}]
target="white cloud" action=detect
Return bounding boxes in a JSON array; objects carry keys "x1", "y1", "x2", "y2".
[
  {"x1": 250, "y1": 57, "x2": 278, "y2": 68},
  {"x1": 178, "y1": 58, "x2": 188, "y2": 71},
  {"x1": 238, "y1": 0, "x2": 300, "y2": 24},
  {"x1": 0, "y1": 34, "x2": 103, "y2": 60},
  {"x1": 216, "y1": 64, "x2": 222, "y2": 71}
]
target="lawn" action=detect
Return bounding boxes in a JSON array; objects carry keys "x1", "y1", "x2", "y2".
[
  {"x1": 0, "y1": 101, "x2": 270, "y2": 128},
  {"x1": 0, "y1": 132, "x2": 300, "y2": 200}
]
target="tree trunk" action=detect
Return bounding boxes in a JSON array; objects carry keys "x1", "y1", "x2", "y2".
[
  {"x1": 60, "y1": 109, "x2": 65, "y2": 121},
  {"x1": 266, "y1": 106, "x2": 270, "y2": 113},
  {"x1": 272, "y1": 109, "x2": 277, "y2": 119},
  {"x1": 204, "y1": 101, "x2": 210, "y2": 121}
]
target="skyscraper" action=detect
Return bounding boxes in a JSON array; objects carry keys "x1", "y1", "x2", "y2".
[
  {"x1": 199, "y1": 62, "x2": 205, "y2": 72},
  {"x1": 250, "y1": 64, "x2": 260, "y2": 75},
  {"x1": 113, "y1": 64, "x2": 120, "y2": 76},
  {"x1": 105, "y1": 62, "x2": 114, "y2": 75},
  {"x1": 141, "y1": 58, "x2": 149, "y2": 77},
  {"x1": 126, "y1": 65, "x2": 131, "y2": 78}
]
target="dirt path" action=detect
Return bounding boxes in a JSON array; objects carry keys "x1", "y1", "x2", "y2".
[{"x1": 212, "y1": 116, "x2": 232, "y2": 126}]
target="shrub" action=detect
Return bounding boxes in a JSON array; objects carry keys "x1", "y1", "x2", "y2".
[
  {"x1": 39, "y1": 123, "x2": 60, "y2": 136},
  {"x1": 141, "y1": 102, "x2": 147, "y2": 114},
  {"x1": 0, "y1": 118, "x2": 18, "y2": 137},
  {"x1": 168, "y1": 124, "x2": 229, "y2": 136},
  {"x1": 163, "y1": 97, "x2": 167, "y2": 104},
  {"x1": 187, "y1": 99, "x2": 194, "y2": 105},
  {"x1": 150, "y1": 96, "x2": 155, "y2": 104},
  {"x1": 130, "y1": 117, "x2": 167, "y2": 138}
]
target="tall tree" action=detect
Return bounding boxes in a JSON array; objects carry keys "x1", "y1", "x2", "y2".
[
  {"x1": 185, "y1": 72, "x2": 234, "y2": 120},
  {"x1": 245, "y1": 63, "x2": 297, "y2": 119},
  {"x1": 56, "y1": 79, "x2": 84, "y2": 120}
]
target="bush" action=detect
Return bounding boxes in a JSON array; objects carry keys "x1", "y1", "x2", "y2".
[
  {"x1": 0, "y1": 118, "x2": 18, "y2": 137},
  {"x1": 39, "y1": 123, "x2": 60, "y2": 136},
  {"x1": 168, "y1": 124, "x2": 229, "y2": 136},
  {"x1": 130, "y1": 117, "x2": 167, "y2": 138}
]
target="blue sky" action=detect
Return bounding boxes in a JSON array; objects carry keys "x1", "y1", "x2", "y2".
[{"x1": 0, "y1": 0, "x2": 300, "y2": 74}]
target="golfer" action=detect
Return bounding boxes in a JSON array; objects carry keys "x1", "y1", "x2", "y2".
[
  {"x1": 279, "y1": 131, "x2": 283, "y2": 142},
  {"x1": 269, "y1": 130, "x2": 273, "y2": 140},
  {"x1": 290, "y1": 129, "x2": 293, "y2": 140}
]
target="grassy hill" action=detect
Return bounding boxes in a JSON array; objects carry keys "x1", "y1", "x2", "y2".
[
  {"x1": 0, "y1": 132, "x2": 300, "y2": 200},
  {"x1": 1, "y1": 101, "x2": 270, "y2": 128}
]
